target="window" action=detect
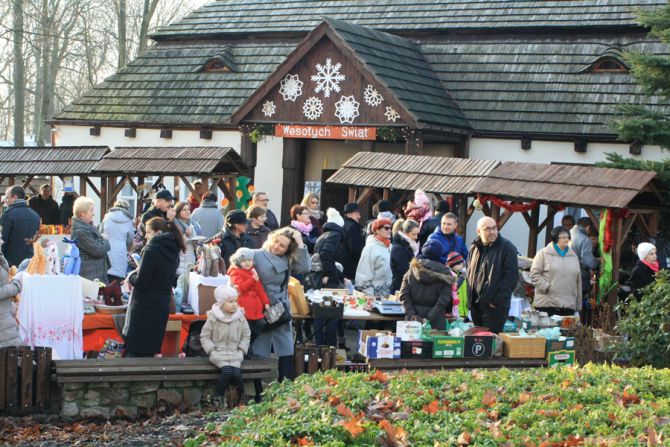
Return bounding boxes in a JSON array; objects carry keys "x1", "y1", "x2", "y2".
[{"x1": 592, "y1": 58, "x2": 628, "y2": 73}]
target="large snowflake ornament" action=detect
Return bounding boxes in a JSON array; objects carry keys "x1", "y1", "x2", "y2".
[
  {"x1": 311, "y1": 58, "x2": 346, "y2": 98},
  {"x1": 279, "y1": 74, "x2": 303, "y2": 102},
  {"x1": 334, "y1": 95, "x2": 360, "y2": 124},
  {"x1": 302, "y1": 97, "x2": 323, "y2": 120},
  {"x1": 384, "y1": 106, "x2": 400, "y2": 122},
  {"x1": 262, "y1": 100, "x2": 276, "y2": 117},
  {"x1": 363, "y1": 85, "x2": 384, "y2": 107}
]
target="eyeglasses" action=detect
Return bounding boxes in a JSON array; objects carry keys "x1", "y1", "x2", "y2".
[
  {"x1": 557, "y1": 235, "x2": 570, "y2": 240},
  {"x1": 381, "y1": 226, "x2": 392, "y2": 230},
  {"x1": 482, "y1": 226, "x2": 498, "y2": 233}
]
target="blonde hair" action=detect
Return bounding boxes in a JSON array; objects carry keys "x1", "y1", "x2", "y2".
[
  {"x1": 262, "y1": 227, "x2": 300, "y2": 267},
  {"x1": 300, "y1": 192, "x2": 320, "y2": 207},
  {"x1": 73, "y1": 196, "x2": 95, "y2": 217}
]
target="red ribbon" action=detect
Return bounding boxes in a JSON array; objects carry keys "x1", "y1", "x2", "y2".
[{"x1": 480, "y1": 195, "x2": 539, "y2": 213}]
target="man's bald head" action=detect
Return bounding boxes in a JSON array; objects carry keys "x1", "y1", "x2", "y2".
[{"x1": 477, "y1": 216, "x2": 499, "y2": 244}]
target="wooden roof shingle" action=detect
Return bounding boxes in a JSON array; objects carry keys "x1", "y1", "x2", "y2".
[
  {"x1": 472, "y1": 162, "x2": 658, "y2": 208},
  {"x1": 0, "y1": 146, "x2": 110, "y2": 176},
  {"x1": 327, "y1": 152, "x2": 499, "y2": 194},
  {"x1": 93, "y1": 147, "x2": 248, "y2": 175}
]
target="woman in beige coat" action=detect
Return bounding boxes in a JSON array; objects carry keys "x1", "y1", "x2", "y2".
[
  {"x1": 530, "y1": 226, "x2": 582, "y2": 316},
  {"x1": 200, "y1": 284, "x2": 251, "y2": 404},
  {"x1": 0, "y1": 231, "x2": 24, "y2": 348}
]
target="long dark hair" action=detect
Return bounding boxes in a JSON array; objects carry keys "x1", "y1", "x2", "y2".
[{"x1": 146, "y1": 217, "x2": 186, "y2": 253}]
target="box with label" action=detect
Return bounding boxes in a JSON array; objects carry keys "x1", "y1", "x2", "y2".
[
  {"x1": 197, "y1": 284, "x2": 217, "y2": 315},
  {"x1": 464, "y1": 328, "x2": 494, "y2": 358},
  {"x1": 396, "y1": 321, "x2": 422, "y2": 341},
  {"x1": 358, "y1": 330, "x2": 401, "y2": 359},
  {"x1": 400, "y1": 340, "x2": 433, "y2": 359},
  {"x1": 546, "y1": 337, "x2": 575, "y2": 353},
  {"x1": 513, "y1": 318, "x2": 532, "y2": 331},
  {"x1": 432, "y1": 336, "x2": 464, "y2": 358},
  {"x1": 547, "y1": 350, "x2": 575, "y2": 367}
]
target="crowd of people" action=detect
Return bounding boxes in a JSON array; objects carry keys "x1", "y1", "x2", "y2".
[{"x1": 0, "y1": 183, "x2": 665, "y2": 404}]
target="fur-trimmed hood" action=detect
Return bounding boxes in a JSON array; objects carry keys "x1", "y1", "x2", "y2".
[{"x1": 410, "y1": 258, "x2": 455, "y2": 285}]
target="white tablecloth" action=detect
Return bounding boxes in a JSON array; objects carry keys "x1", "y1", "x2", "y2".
[
  {"x1": 187, "y1": 273, "x2": 229, "y2": 314},
  {"x1": 18, "y1": 274, "x2": 84, "y2": 360}
]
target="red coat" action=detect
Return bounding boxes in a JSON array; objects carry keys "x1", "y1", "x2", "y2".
[
  {"x1": 188, "y1": 193, "x2": 201, "y2": 211},
  {"x1": 227, "y1": 266, "x2": 270, "y2": 320}
]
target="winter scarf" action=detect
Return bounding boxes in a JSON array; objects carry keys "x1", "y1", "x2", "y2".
[
  {"x1": 291, "y1": 220, "x2": 313, "y2": 236},
  {"x1": 398, "y1": 231, "x2": 420, "y2": 256},
  {"x1": 642, "y1": 260, "x2": 660, "y2": 273},
  {"x1": 375, "y1": 235, "x2": 391, "y2": 248}
]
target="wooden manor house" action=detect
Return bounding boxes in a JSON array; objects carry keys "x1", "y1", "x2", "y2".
[{"x1": 48, "y1": 0, "x2": 668, "y2": 242}]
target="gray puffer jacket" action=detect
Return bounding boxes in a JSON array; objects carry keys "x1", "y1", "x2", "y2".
[
  {"x1": 0, "y1": 255, "x2": 22, "y2": 348},
  {"x1": 99, "y1": 207, "x2": 134, "y2": 278},
  {"x1": 71, "y1": 217, "x2": 111, "y2": 283}
]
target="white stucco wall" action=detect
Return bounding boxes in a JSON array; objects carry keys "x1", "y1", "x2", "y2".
[{"x1": 254, "y1": 136, "x2": 284, "y2": 218}]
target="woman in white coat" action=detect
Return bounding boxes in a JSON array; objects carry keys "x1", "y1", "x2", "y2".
[
  {"x1": 356, "y1": 218, "x2": 393, "y2": 296},
  {"x1": 530, "y1": 226, "x2": 582, "y2": 317},
  {"x1": 99, "y1": 200, "x2": 135, "y2": 283}
]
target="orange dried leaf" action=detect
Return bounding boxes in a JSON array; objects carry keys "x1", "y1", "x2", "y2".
[
  {"x1": 303, "y1": 384, "x2": 316, "y2": 397},
  {"x1": 287, "y1": 397, "x2": 301, "y2": 412},
  {"x1": 519, "y1": 392, "x2": 533, "y2": 404},
  {"x1": 342, "y1": 417, "x2": 365, "y2": 438},
  {"x1": 337, "y1": 403, "x2": 353, "y2": 418},
  {"x1": 366, "y1": 370, "x2": 389, "y2": 383},
  {"x1": 423, "y1": 400, "x2": 439, "y2": 414},
  {"x1": 296, "y1": 436, "x2": 315, "y2": 446},
  {"x1": 457, "y1": 431, "x2": 472, "y2": 445},
  {"x1": 379, "y1": 419, "x2": 408, "y2": 446},
  {"x1": 325, "y1": 376, "x2": 338, "y2": 386},
  {"x1": 328, "y1": 395, "x2": 341, "y2": 406},
  {"x1": 482, "y1": 390, "x2": 497, "y2": 408}
]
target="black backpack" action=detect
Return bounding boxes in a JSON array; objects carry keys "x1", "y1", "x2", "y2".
[{"x1": 182, "y1": 320, "x2": 208, "y2": 357}]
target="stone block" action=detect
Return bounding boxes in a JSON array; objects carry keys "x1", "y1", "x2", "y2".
[
  {"x1": 79, "y1": 406, "x2": 111, "y2": 419},
  {"x1": 157, "y1": 389, "x2": 183, "y2": 407},
  {"x1": 182, "y1": 387, "x2": 202, "y2": 408},
  {"x1": 61, "y1": 401, "x2": 79, "y2": 418},
  {"x1": 110, "y1": 388, "x2": 130, "y2": 404},
  {"x1": 84, "y1": 390, "x2": 100, "y2": 400},
  {"x1": 112, "y1": 405, "x2": 138, "y2": 419},
  {"x1": 63, "y1": 389, "x2": 84, "y2": 401},
  {"x1": 81, "y1": 397, "x2": 100, "y2": 407},
  {"x1": 130, "y1": 393, "x2": 156, "y2": 408},
  {"x1": 63, "y1": 383, "x2": 85, "y2": 391},
  {"x1": 162, "y1": 380, "x2": 194, "y2": 388},
  {"x1": 88, "y1": 382, "x2": 112, "y2": 389},
  {"x1": 130, "y1": 381, "x2": 160, "y2": 393}
]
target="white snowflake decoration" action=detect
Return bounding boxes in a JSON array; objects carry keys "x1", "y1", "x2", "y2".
[
  {"x1": 311, "y1": 58, "x2": 346, "y2": 98},
  {"x1": 384, "y1": 106, "x2": 400, "y2": 123},
  {"x1": 302, "y1": 97, "x2": 323, "y2": 120},
  {"x1": 363, "y1": 85, "x2": 384, "y2": 107},
  {"x1": 261, "y1": 100, "x2": 276, "y2": 117},
  {"x1": 334, "y1": 95, "x2": 360, "y2": 124},
  {"x1": 279, "y1": 74, "x2": 303, "y2": 102}
]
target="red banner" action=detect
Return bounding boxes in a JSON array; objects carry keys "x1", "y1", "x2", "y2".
[{"x1": 275, "y1": 124, "x2": 376, "y2": 140}]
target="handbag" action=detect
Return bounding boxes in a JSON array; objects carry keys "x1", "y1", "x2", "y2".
[{"x1": 263, "y1": 269, "x2": 292, "y2": 329}]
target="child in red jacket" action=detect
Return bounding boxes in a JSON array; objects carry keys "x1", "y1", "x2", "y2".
[{"x1": 228, "y1": 247, "x2": 270, "y2": 341}]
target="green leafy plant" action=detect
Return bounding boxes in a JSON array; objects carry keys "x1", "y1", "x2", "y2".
[
  {"x1": 615, "y1": 269, "x2": 670, "y2": 368},
  {"x1": 185, "y1": 366, "x2": 670, "y2": 446},
  {"x1": 376, "y1": 127, "x2": 403, "y2": 142},
  {"x1": 249, "y1": 124, "x2": 275, "y2": 143}
]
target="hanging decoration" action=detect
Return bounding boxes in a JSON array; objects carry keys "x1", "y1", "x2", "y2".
[
  {"x1": 302, "y1": 97, "x2": 324, "y2": 120},
  {"x1": 261, "y1": 100, "x2": 276, "y2": 117},
  {"x1": 597, "y1": 209, "x2": 614, "y2": 305},
  {"x1": 479, "y1": 194, "x2": 539, "y2": 213},
  {"x1": 334, "y1": 95, "x2": 360, "y2": 124},
  {"x1": 312, "y1": 58, "x2": 345, "y2": 98},
  {"x1": 279, "y1": 74, "x2": 303, "y2": 101},
  {"x1": 384, "y1": 106, "x2": 400, "y2": 122},
  {"x1": 363, "y1": 85, "x2": 384, "y2": 107}
]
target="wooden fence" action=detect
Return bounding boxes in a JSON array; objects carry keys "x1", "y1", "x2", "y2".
[{"x1": 0, "y1": 346, "x2": 52, "y2": 415}]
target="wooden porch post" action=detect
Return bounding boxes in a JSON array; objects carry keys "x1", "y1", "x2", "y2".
[
  {"x1": 79, "y1": 177, "x2": 87, "y2": 196},
  {"x1": 239, "y1": 124, "x2": 257, "y2": 182},
  {"x1": 404, "y1": 129, "x2": 423, "y2": 155},
  {"x1": 526, "y1": 206, "x2": 540, "y2": 257},
  {"x1": 348, "y1": 186, "x2": 356, "y2": 202}
]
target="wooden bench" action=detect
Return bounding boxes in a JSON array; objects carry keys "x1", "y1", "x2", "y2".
[
  {"x1": 53, "y1": 357, "x2": 277, "y2": 383},
  {"x1": 368, "y1": 357, "x2": 547, "y2": 371}
]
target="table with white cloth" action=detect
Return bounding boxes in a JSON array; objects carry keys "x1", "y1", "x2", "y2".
[
  {"x1": 17, "y1": 274, "x2": 84, "y2": 360},
  {"x1": 187, "y1": 273, "x2": 229, "y2": 314},
  {"x1": 508, "y1": 295, "x2": 532, "y2": 319}
]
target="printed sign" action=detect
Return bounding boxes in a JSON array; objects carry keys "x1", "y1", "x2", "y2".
[{"x1": 275, "y1": 124, "x2": 376, "y2": 140}]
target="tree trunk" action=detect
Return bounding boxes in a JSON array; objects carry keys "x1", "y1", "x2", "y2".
[
  {"x1": 138, "y1": 0, "x2": 160, "y2": 55},
  {"x1": 117, "y1": 0, "x2": 127, "y2": 68},
  {"x1": 12, "y1": 0, "x2": 25, "y2": 146}
]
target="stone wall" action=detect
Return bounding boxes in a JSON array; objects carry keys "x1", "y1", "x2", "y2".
[{"x1": 58, "y1": 379, "x2": 222, "y2": 420}]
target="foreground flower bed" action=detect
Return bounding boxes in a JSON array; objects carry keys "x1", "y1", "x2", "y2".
[{"x1": 186, "y1": 365, "x2": 669, "y2": 446}]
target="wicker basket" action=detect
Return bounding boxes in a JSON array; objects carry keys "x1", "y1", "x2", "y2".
[{"x1": 501, "y1": 333, "x2": 546, "y2": 359}]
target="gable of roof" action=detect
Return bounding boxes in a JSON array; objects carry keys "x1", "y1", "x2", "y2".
[
  {"x1": 233, "y1": 18, "x2": 470, "y2": 130},
  {"x1": 153, "y1": 0, "x2": 665, "y2": 38}
]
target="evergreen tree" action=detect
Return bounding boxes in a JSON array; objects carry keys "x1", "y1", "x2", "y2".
[{"x1": 614, "y1": 4, "x2": 670, "y2": 148}]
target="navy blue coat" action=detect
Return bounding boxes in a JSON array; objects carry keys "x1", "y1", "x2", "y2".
[{"x1": 0, "y1": 201, "x2": 40, "y2": 267}]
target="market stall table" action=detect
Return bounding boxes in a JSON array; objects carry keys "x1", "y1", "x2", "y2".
[
  {"x1": 369, "y1": 357, "x2": 548, "y2": 370},
  {"x1": 82, "y1": 313, "x2": 206, "y2": 356}
]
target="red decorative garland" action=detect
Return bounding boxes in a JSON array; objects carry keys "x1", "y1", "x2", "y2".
[
  {"x1": 602, "y1": 208, "x2": 630, "y2": 254},
  {"x1": 480, "y1": 195, "x2": 539, "y2": 213}
]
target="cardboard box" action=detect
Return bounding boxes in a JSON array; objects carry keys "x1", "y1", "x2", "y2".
[
  {"x1": 197, "y1": 284, "x2": 217, "y2": 314},
  {"x1": 432, "y1": 336, "x2": 464, "y2": 358},
  {"x1": 546, "y1": 337, "x2": 575, "y2": 353},
  {"x1": 401, "y1": 340, "x2": 434, "y2": 359},
  {"x1": 501, "y1": 333, "x2": 546, "y2": 359},
  {"x1": 513, "y1": 318, "x2": 532, "y2": 331},
  {"x1": 358, "y1": 330, "x2": 400, "y2": 359},
  {"x1": 547, "y1": 350, "x2": 575, "y2": 367},
  {"x1": 288, "y1": 278, "x2": 310, "y2": 315},
  {"x1": 396, "y1": 321, "x2": 422, "y2": 341},
  {"x1": 464, "y1": 328, "x2": 494, "y2": 358}
]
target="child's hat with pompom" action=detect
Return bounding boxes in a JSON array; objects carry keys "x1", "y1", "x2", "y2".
[
  {"x1": 230, "y1": 247, "x2": 254, "y2": 266},
  {"x1": 214, "y1": 284, "x2": 238, "y2": 303},
  {"x1": 326, "y1": 207, "x2": 344, "y2": 227}
]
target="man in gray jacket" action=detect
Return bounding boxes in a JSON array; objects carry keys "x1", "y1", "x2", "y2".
[{"x1": 570, "y1": 217, "x2": 600, "y2": 300}]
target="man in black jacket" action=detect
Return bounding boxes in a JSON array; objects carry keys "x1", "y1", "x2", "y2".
[
  {"x1": 466, "y1": 216, "x2": 518, "y2": 333},
  {"x1": 1, "y1": 186, "x2": 40, "y2": 267},
  {"x1": 341, "y1": 202, "x2": 365, "y2": 282},
  {"x1": 28, "y1": 184, "x2": 60, "y2": 225},
  {"x1": 214, "y1": 209, "x2": 254, "y2": 270}
]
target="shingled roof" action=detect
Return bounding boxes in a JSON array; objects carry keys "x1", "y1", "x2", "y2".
[
  {"x1": 0, "y1": 146, "x2": 110, "y2": 176},
  {"x1": 92, "y1": 147, "x2": 248, "y2": 176},
  {"x1": 153, "y1": 0, "x2": 665, "y2": 38},
  {"x1": 327, "y1": 152, "x2": 499, "y2": 194}
]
